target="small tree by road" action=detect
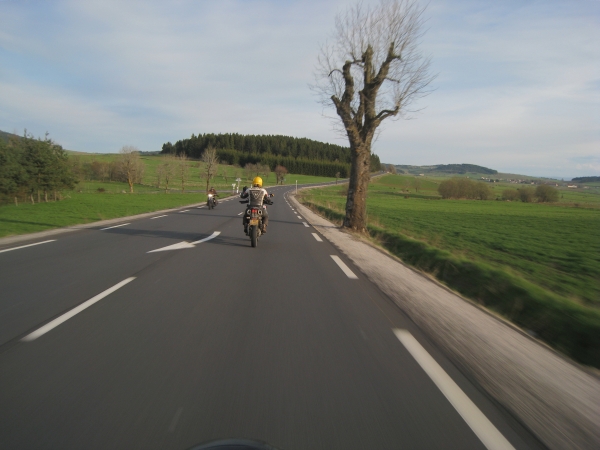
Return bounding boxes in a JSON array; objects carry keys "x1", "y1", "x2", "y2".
[
  {"x1": 201, "y1": 146, "x2": 219, "y2": 193},
  {"x1": 275, "y1": 165, "x2": 288, "y2": 185},
  {"x1": 158, "y1": 155, "x2": 176, "y2": 193},
  {"x1": 117, "y1": 146, "x2": 144, "y2": 193},
  {"x1": 177, "y1": 154, "x2": 190, "y2": 193}
]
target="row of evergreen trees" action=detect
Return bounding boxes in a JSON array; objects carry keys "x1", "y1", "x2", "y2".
[
  {"x1": 0, "y1": 133, "x2": 76, "y2": 204},
  {"x1": 162, "y1": 133, "x2": 382, "y2": 177}
]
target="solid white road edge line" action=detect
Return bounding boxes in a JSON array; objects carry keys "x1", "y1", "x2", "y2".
[
  {"x1": 0, "y1": 240, "x2": 56, "y2": 254},
  {"x1": 394, "y1": 329, "x2": 515, "y2": 450},
  {"x1": 100, "y1": 223, "x2": 130, "y2": 231},
  {"x1": 302, "y1": 222, "x2": 310, "y2": 228},
  {"x1": 179, "y1": 210, "x2": 190, "y2": 213},
  {"x1": 21, "y1": 277, "x2": 136, "y2": 342},
  {"x1": 312, "y1": 233, "x2": 323, "y2": 242},
  {"x1": 330, "y1": 255, "x2": 358, "y2": 279},
  {"x1": 150, "y1": 215, "x2": 168, "y2": 219}
]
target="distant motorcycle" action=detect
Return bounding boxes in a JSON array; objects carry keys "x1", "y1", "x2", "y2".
[{"x1": 207, "y1": 193, "x2": 217, "y2": 210}]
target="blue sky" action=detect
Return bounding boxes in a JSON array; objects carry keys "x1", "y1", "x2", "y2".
[{"x1": 1, "y1": 0, "x2": 598, "y2": 179}]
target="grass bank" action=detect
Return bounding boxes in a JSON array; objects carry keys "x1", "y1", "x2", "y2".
[{"x1": 299, "y1": 175, "x2": 600, "y2": 368}]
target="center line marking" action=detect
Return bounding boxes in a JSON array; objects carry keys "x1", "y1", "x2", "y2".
[
  {"x1": 302, "y1": 222, "x2": 310, "y2": 227},
  {"x1": 100, "y1": 223, "x2": 130, "y2": 231},
  {"x1": 21, "y1": 277, "x2": 136, "y2": 342},
  {"x1": 0, "y1": 240, "x2": 56, "y2": 254},
  {"x1": 297, "y1": 216, "x2": 302, "y2": 219},
  {"x1": 394, "y1": 329, "x2": 515, "y2": 450},
  {"x1": 150, "y1": 215, "x2": 168, "y2": 219},
  {"x1": 237, "y1": 212, "x2": 244, "y2": 215},
  {"x1": 330, "y1": 255, "x2": 358, "y2": 279},
  {"x1": 179, "y1": 210, "x2": 190, "y2": 213},
  {"x1": 312, "y1": 233, "x2": 323, "y2": 242}
]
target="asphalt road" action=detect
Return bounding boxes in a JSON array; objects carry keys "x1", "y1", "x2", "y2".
[{"x1": 0, "y1": 186, "x2": 546, "y2": 450}]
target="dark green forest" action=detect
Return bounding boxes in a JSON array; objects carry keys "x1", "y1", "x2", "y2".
[
  {"x1": 572, "y1": 176, "x2": 600, "y2": 183},
  {"x1": 162, "y1": 133, "x2": 382, "y2": 178}
]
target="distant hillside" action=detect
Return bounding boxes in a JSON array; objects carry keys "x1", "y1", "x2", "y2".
[
  {"x1": 572, "y1": 176, "x2": 600, "y2": 183},
  {"x1": 394, "y1": 163, "x2": 497, "y2": 175},
  {"x1": 0, "y1": 130, "x2": 20, "y2": 143}
]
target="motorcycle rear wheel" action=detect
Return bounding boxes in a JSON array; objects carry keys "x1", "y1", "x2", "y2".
[{"x1": 250, "y1": 226, "x2": 258, "y2": 247}]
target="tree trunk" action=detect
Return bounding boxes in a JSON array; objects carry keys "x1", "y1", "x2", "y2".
[
  {"x1": 30, "y1": 194, "x2": 35, "y2": 204},
  {"x1": 343, "y1": 145, "x2": 371, "y2": 232},
  {"x1": 37, "y1": 189, "x2": 41, "y2": 203},
  {"x1": 128, "y1": 179, "x2": 134, "y2": 193},
  {"x1": 44, "y1": 189, "x2": 48, "y2": 202}
]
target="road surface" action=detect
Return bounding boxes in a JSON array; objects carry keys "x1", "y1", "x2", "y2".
[{"x1": 0, "y1": 185, "x2": 545, "y2": 449}]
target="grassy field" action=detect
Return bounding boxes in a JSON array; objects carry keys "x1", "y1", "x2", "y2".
[
  {"x1": 0, "y1": 153, "x2": 338, "y2": 238},
  {"x1": 299, "y1": 174, "x2": 600, "y2": 367},
  {"x1": 69, "y1": 153, "x2": 339, "y2": 191}
]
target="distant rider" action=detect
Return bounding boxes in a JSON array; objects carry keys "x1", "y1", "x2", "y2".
[
  {"x1": 240, "y1": 177, "x2": 272, "y2": 234},
  {"x1": 208, "y1": 186, "x2": 218, "y2": 205}
]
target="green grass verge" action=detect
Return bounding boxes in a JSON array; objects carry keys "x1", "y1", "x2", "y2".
[
  {"x1": 299, "y1": 175, "x2": 600, "y2": 368},
  {"x1": 0, "y1": 192, "x2": 207, "y2": 237}
]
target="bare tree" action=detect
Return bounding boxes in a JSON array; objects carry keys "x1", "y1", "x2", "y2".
[
  {"x1": 201, "y1": 146, "x2": 219, "y2": 193},
  {"x1": 413, "y1": 177, "x2": 421, "y2": 192},
  {"x1": 260, "y1": 164, "x2": 271, "y2": 183},
  {"x1": 117, "y1": 146, "x2": 145, "y2": 193},
  {"x1": 275, "y1": 165, "x2": 288, "y2": 185},
  {"x1": 158, "y1": 155, "x2": 176, "y2": 193},
  {"x1": 244, "y1": 163, "x2": 257, "y2": 182},
  {"x1": 313, "y1": 0, "x2": 434, "y2": 232},
  {"x1": 388, "y1": 164, "x2": 397, "y2": 174},
  {"x1": 335, "y1": 171, "x2": 341, "y2": 184},
  {"x1": 177, "y1": 154, "x2": 189, "y2": 193}
]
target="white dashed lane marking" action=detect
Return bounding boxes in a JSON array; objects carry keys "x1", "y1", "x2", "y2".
[
  {"x1": 330, "y1": 255, "x2": 358, "y2": 279},
  {"x1": 150, "y1": 215, "x2": 168, "y2": 220},
  {"x1": 312, "y1": 233, "x2": 323, "y2": 242},
  {"x1": 0, "y1": 240, "x2": 56, "y2": 254},
  {"x1": 22, "y1": 278, "x2": 136, "y2": 341},
  {"x1": 100, "y1": 223, "x2": 130, "y2": 231},
  {"x1": 302, "y1": 222, "x2": 310, "y2": 228}
]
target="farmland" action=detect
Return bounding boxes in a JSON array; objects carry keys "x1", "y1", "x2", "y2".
[{"x1": 299, "y1": 174, "x2": 600, "y2": 366}]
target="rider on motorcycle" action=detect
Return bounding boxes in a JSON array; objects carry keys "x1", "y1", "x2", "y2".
[
  {"x1": 208, "y1": 186, "x2": 218, "y2": 205},
  {"x1": 240, "y1": 177, "x2": 272, "y2": 234}
]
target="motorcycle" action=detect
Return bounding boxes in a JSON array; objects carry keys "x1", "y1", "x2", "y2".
[
  {"x1": 240, "y1": 193, "x2": 273, "y2": 247},
  {"x1": 207, "y1": 193, "x2": 217, "y2": 210}
]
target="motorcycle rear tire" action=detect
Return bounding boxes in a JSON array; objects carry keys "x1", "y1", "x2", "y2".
[
  {"x1": 250, "y1": 226, "x2": 258, "y2": 247},
  {"x1": 208, "y1": 201, "x2": 212, "y2": 210}
]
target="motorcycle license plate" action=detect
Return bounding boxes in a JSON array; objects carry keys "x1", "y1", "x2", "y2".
[{"x1": 249, "y1": 219, "x2": 259, "y2": 226}]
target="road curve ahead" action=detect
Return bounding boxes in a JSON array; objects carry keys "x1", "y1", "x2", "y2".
[{"x1": 0, "y1": 185, "x2": 545, "y2": 450}]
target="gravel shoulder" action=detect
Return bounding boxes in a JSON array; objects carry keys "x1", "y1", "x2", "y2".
[{"x1": 291, "y1": 191, "x2": 600, "y2": 450}]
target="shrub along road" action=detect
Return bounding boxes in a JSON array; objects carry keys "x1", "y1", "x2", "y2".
[{"x1": 0, "y1": 184, "x2": 543, "y2": 450}]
